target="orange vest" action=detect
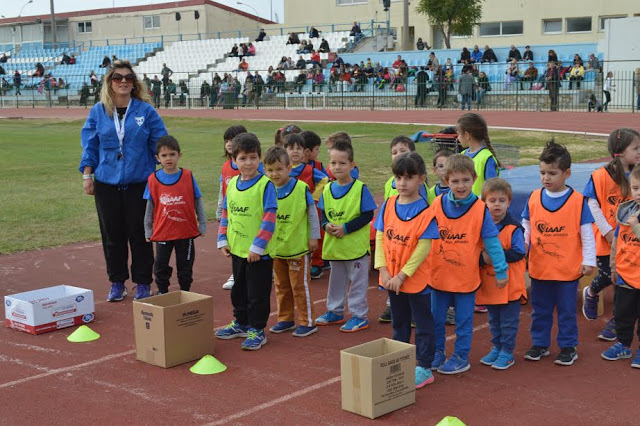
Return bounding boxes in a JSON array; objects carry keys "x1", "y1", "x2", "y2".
[
  {"x1": 476, "y1": 224, "x2": 527, "y2": 305},
  {"x1": 221, "y1": 159, "x2": 241, "y2": 198},
  {"x1": 615, "y1": 224, "x2": 640, "y2": 289},
  {"x1": 590, "y1": 167, "x2": 628, "y2": 256},
  {"x1": 528, "y1": 188, "x2": 584, "y2": 281},
  {"x1": 381, "y1": 196, "x2": 433, "y2": 294},
  {"x1": 148, "y1": 169, "x2": 199, "y2": 242},
  {"x1": 427, "y1": 195, "x2": 486, "y2": 293}
]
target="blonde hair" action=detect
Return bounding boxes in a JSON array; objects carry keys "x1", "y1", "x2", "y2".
[
  {"x1": 100, "y1": 60, "x2": 151, "y2": 117},
  {"x1": 482, "y1": 177, "x2": 513, "y2": 201},
  {"x1": 444, "y1": 154, "x2": 476, "y2": 179}
]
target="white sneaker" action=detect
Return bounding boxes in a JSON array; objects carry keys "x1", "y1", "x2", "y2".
[{"x1": 222, "y1": 274, "x2": 234, "y2": 290}]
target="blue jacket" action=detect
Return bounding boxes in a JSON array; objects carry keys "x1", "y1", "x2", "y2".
[{"x1": 79, "y1": 98, "x2": 167, "y2": 185}]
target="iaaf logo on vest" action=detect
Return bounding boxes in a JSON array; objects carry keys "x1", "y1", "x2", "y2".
[
  {"x1": 535, "y1": 220, "x2": 566, "y2": 234},
  {"x1": 607, "y1": 195, "x2": 623, "y2": 206},
  {"x1": 439, "y1": 227, "x2": 467, "y2": 241},
  {"x1": 228, "y1": 201, "x2": 249, "y2": 214},
  {"x1": 621, "y1": 231, "x2": 640, "y2": 245},
  {"x1": 159, "y1": 193, "x2": 185, "y2": 206},
  {"x1": 327, "y1": 209, "x2": 345, "y2": 220},
  {"x1": 385, "y1": 228, "x2": 410, "y2": 243}
]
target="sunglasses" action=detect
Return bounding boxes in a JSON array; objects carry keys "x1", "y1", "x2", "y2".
[{"x1": 111, "y1": 73, "x2": 135, "y2": 83}]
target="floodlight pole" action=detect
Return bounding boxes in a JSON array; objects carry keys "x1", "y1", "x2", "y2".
[
  {"x1": 402, "y1": 0, "x2": 410, "y2": 51},
  {"x1": 50, "y1": 0, "x2": 57, "y2": 49}
]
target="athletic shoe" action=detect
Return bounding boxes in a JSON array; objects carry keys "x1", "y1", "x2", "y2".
[
  {"x1": 601, "y1": 342, "x2": 632, "y2": 361},
  {"x1": 480, "y1": 347, "x2": 501, "y2": 366},
  {"x1": 315, "y1": 311, "x2": 345, "y2": 325},
  {"x1": 474, "y1": 305, "x2": 488, "y2": 313},
  {"x1": 446, "y1": 307, "x2": 456, "y2": 325},
  {"x1": 492, "y1": 351, "x2": 515, "y2": 370},
  {"x1": 524, "y1": 346, "x2": 550, "y2": 361},
  {"x1": 322, "y1": 261, "x2": 331, "y2": 270},
  {"x1": 598, "y1": 318, "x2": 617, "y2": 341},
  {"x1": 415, "y1": 366, "x2": 435, "y2": 388},
  {"x1": 437, "y1": 354, "x2": 471, "y2": 375},
  {"x1": 340, "y1": 316, "x2": 370, "y2": 333},
  {"x1": 582, "y1": 286, "x2": 598, "y2": 320},
  {"x1": 310, "y1": 266, "x2": 323, "y2": 279},
  {"x1": 292, "y1": 325, "x2": 318, "y2": 337},
  {"x1": 215, "y1": 320, "x2": 248, "y2": 339},
  {"x1": 632, "y1": 349, "x2": 640, "y2": 369},
  {"x1": 241, "y1": 328, "x2": 267, "y2": 350},
  {"x1": 269, "y1": 321, "x2": 296, "y2": 333},
  {"x1": 555, "y1": 347, "x2": 578, "y2": 366},
  {"x1": 133, "y1": 284, "x2": 151, "y2": 300},
  {"x1": 222, "y1": 274, "x2": 234, "y2": 290},
  {"x1": 107, "y1": 282, "x2": 127, "y2": 302},
  {"x1": 378, "y1": 305, "x2": 392, "y2": 323},
  {"x1": 431, "y1": 351, "x2": 446, "y2": 370}
]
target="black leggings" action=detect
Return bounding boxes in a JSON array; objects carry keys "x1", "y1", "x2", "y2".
[
  {"x1": 614, "y1": 286, "x2": 640, "y2": 347},
  {"x1": 589, "y1": 255, "x2": 612, "y2": 294},
  {"x1": 603, "y1": 90, "x2": 611, "y2": 111}
]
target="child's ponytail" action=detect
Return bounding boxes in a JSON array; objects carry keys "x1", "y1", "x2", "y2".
[
  {"x1": 605, "y1": 128, "x2": 640, "y2": 198},
  {"x1": 457, "y1": 113, "x2": 501, "y2": 168},
  {"x1": 482, "y1": 127, "x2": 502, "y2": 169}
]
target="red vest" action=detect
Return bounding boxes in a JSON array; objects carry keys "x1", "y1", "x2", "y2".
[
  {"x1": 295, "y1": 164, "x2": 315, "y2": 192},
  {"x1": 148, "y1": 169, "x2": 199, "y2": 242},
  {"x1": 221, "y1": 159, "x2": 241, "y2": 198}
]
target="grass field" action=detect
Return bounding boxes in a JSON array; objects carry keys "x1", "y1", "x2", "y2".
[{"x1": 0, "y1": 117, "x2": 609, "y2": 254}]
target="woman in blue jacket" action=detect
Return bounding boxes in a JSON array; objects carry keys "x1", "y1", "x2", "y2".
[{"x1": 80, "y1": 60, "x2": 167, "y2": 302}]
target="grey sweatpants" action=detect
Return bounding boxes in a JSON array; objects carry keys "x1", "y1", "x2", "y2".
[{"x1": 326, "y1": 255, "x2": 370, "y2": 319}]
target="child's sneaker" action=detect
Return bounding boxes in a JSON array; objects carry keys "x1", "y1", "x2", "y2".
[
  {"x1": 492, "y1": 351, "x2": 515, "y2": 370},
  {"x1": 133, "y1": 284, "x2": 151, "y2": 300},
  {"x1": 437, "y1": 354, "x2": 470, "y2": 375},
  {"x1": 431, "y1": 351, "x2": 446, "y2": 370},
  {"x1": 581, "y1": 286, "x2": 599, "y2": 320},
  {"x1": 474, "y1": 305, "x2": 488, "y2": 313},
  {"x1": 378, "y1": 305, "x2": 392, "y2": 323},
  {"x1": 555, "y1": 347, "x2": 578, "y2": 366},
  {"x1": 340, "y1": 316, "x2": 370, "y2": 333},
  {"x1": 524, "y1": 346, "x2": 550, "y2": 361},
  {"x1": 241, "y1": 328, "x2": 267, "y2": 350},
  {"x1": 315, "y1": 311, "x2": 345, "y2": 326},
  {"x1": 292, "y1": 325, "x2": 318, "y2": 337},
  {"x1": 107, "y1": 282, "x2": 127, "y2": 302},
  {"x1": 480, "y1": 347, "x2": 501, "y2": 366},
  {"x1": 598, "y1": 318, "x2": 617, "y2": 341},
  {"x1": 601, "y1": 342, "x2": 632, "y2": 361},
  {"x1": 632, "y1": 349, "x2": 640, "y2": 369},
  {"x1": 322, "y1": 261, "x2": 331, "y2": 270},
  {"x1": 269, "y1": 321, "x2": 296, "y2": 333},
  {"x1": 415, "y1": 366, "x2": 434, "y2": 388},
  {"x1": 446, "y1": 307, "x2": 456, "y2": 325},
  {"x1": 215, "y1": 320, "x2": 248, "y2": 339},
  {"x1": 222, "y1": 274, "x2": 234, "y2": 290},
  {"x1": 310, "y1": 266, "x2": 323, "y2": 279}
]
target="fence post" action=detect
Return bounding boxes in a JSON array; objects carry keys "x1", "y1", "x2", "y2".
[{"x1": 161, "y1": 35, "x2": 164, "y2": 48}]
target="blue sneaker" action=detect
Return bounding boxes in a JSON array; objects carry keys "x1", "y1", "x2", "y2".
[
  {"x1": 598, "y1": 318, "x2": 617, "y2": 341},
  {"x1": 492, "y1": 351, "x2": 515, "y2": 370},
  {"x1": 133, "y1": 284, "x2": 151, "y2": 300},
  {"x1": 340, "y1": 316, "x2": 370, "y2": 333},
  {"x1": 437, "y1": 354, "x2": 471, "y2": 375},
  {"x1": 269, "y1": 321, "x2": 296, "y2": 333},
  {"x1": 582, "y1": 286, "x2": 598, "y2": 320},
  {"x1": 431, "y1": 351, "x2": 446, "y2": 371},
  {"x1": 215, "y1": 320, "x2": 248, "y2": 340},
  {"x1": 415, "y1": 366, "x2": 434, "y2": 388},
  {"x1": 310, "y1": 266, "x2": 323, "y2": 279},
  {"x1": 315, "y1": 311, "x2": 345, "y2": 326},
  {"x1": 601, "y1": 342, "x2": 632, "y2": 361},
  {"x1": 480, "y1": 347, "x2": 501, "y2": 366},
  {"x1": 292, "y1": 325, "x2": 318, "y2": 337},
  {"x1": 632, "y1": 349, "x2": 640, "y2": 369},
  {"x1": 107, "y1": 282, "x2": 127, "y2": 302},
  {"x1": 241, "y1": 328, "x2": 267, "y2": 350}
]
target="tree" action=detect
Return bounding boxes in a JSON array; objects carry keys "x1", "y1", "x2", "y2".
[{"x1": 416, "y1": 0, "x2": 483, "y2": 49}]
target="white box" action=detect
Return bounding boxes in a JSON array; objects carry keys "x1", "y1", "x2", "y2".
[{"x1": 4, "y1": 285, "x2": 95, "y2": 335}]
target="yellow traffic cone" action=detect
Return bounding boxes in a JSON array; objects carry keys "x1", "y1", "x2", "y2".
[
  {"x1": 436, "y1": 416, "x2": 466, "y2": 426},
  {"x1": 67, "y1": 325, "x2": 100, "y2": 343},
  {"x1": 190, "y1": 355, "x2": 227, "y2": 375}
]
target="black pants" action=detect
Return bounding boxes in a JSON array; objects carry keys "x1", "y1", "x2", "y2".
[
  {"x1": 94, "y1": 181, "x2": 153, "y2": 285},
  {"x1": 590, "y1": 255, "x2": 613, "y2": 294},
  {"x1": 614, "y1": 285, "x2": 640, "y2": 347},
  {"x1": 231, "y1": 254, "x2": 273, "y2": 330},
  {"x1": 603, "y1": 90, "x2": 611, "y2": 111},
  {"x1": 154, "y1": 238, "x2": 195, "y2": 292},
  {"x1": 415, "y1": 88, "x2": 427, "y2": 107},
  {"x1": 549, "y1": 85, "x2": 559, "y2": 111}
]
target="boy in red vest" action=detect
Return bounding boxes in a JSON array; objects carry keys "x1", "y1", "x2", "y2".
[{"x1": 144, "y1": 135, "x2": 207, "y2": 294}]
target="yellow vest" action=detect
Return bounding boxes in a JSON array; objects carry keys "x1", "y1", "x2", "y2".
[
  {"x1": 463, "y1": 147, "x2": 499, "y2": 197},
  {"x1": 274, "y1": 180, "x2": 311, "y2": 259}
]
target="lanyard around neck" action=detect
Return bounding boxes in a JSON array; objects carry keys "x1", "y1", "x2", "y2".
[{"x1": 113, "y1": 98, "x2": 132, "y2": 154}]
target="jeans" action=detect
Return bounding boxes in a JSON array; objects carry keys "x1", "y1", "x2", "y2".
[
  {"x1": 476, "y1": 88, "x2": 486, "y2": 105},
  {"x1": 530, "y1": 279, "x2": 578, "y2": 348},
  {"x1": 432, "y1": 289, "x2": 476, "y2": 360},
  {"x1": 461, "y1": 93, "x2": 471, "y2": 110},
  {"x1": 487, "y1": 300, "x2": 521, "y2": 353},
  {"x1": 389, "y1": 291, "x2": 435, "y2": 368}
]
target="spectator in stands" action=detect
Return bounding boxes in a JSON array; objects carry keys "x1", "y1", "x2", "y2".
[
  {"x1": 287, "y1": 32, "x2": 301, "y2": 45},
  {"x1": 573, "y1": 54, "x2": 583, "y2": 66},
  {"x1": 350, "y1": 21, "x2": 362, "y2": 39},
  {"x1": 557, "y1": 60, "x2": 570, "y2": 81},
  {"x1": 142, "y1": 73, "x2": 151, "y2": 92},
  {"x1": 461, "y1": 59, "x2": 473, "y2": 74},
  {"x1": 297, "y1": 40, "x2": 309, "y2": 54},
  {"x1": 296, "y1": 55, "x2": 307, "y2": 69},
  {"x1": 341, "y1": 67, "x2": 353, "y2": 92},
  {"x1": 522, "y1": 62, "x2": 538, "y2": 89},
  {"x1": 0, "y1": 64, "x2": 5, "y2": 76},
  {"x1": 254, "y1": 71, "x2": 264, "y2": 99},
  {"x1": 247, "y1": 43, "x2": 256, "y2": 56},
  {"x1": 587, "y1": 93, "x2": 602, "y2": 112},
  {"x1": 278, "y1": 56, "x2": 288, "y2": 70},
  {"x1": 90, "y1": 70, "x2": 99, "y2": 87},
  {"x1": 481, "y1": 45, "x2": 497, "y2": 63},
  {"x1": 151, "y1": 75, "x2": 162, "y2": 107},
  {"x1": 548, "y1": 49, "x2": 558, "y2": 64},
  {"x1": 61, "y1": 52, "x2": 71, "y2": 65},
  {"x1": 427, "y1": 52, "x2": 439, "y2": 71},
  {"x1": 458, "y1": 47, "x2": 471, "y2": 64},
  {"x1": 329, "y1": 69, "x2": 341, "y2": 92},
  {"x1": 414, "y1": 66, "x2": 430, "y2": 107},
  {"x1": 504, "y1": 59, "x2": 520, "y2": 90},
  {"x1": 392, "y1": 55, "x2": 403, "y2": 69},
  {"x1": 364, "y1": 60, "x2": 374, "y2": 77},
  {"x1": 444, "y1": 58, "x2": 454, "y2": 89},
  {"x1": 545, "y1": 61, "x2": 560, "y2": 111},
  {"x1": 238, "y1": 43, "x2": 247, "y2": 59},
  {"x1": 309, "y1": 26, "x2": 319, "y2": 39},
  {"x1": 274, "y1": 70, "x2": 286, "y2": 92},
  {"x1": 417, "y1": 37, "x2": 430, "y2": 51},
  {"x1": 164, "y1": 79, "x2": 176, "y2": 108},
  {"x1": 69, "y1": 54, "x2": 76, "y2": 65},
  {"x1": 242, "y1": 74, "x2": 255, "y2": 106},
  {"x1": 353, "y1": 66, "x2": 368, "y2": 92},
  {"x1": 295, "y1": 70, "x2": 307, "y2": 94},
  {"x1": 230, "y1": 43, "x2": 239, "y2": 57},
  {"x1": 507, "y1": 45, "x2": 521, "y2": 62},
  {"x1": 210, "y1": 74, "x2": 221, "y2": 107},
  {"x1": 0, "y1": 54, "x2": 7, "y2": 63},
  {"x1": 476, "y1": 71, "x2": 490, "y2": 108},
  {"x1": 161, "y1": 63, "x2": 173, "y2": 91},
  {"x1": 56, "y1": 77, "x2": 66, "y2": 92},
  {"x1": 333, "y1": 54, "x2": 344, "y2": 68},
  {"x1": 569, "y1": 61, "x2": 585, "y2": 89},
  {"x1": 318, "y1": 38, "x2": 330, "y2": 53},
  {"x1": 13, "y1": 70, "x2": 21, "y2": 96},
  {"x1": 287, "y1": 57, "x2": 295, "y2": 68},
  {"x1": 470, "y1": 45, "x2": 482, "y2": 63},
  {"x1": 112, "y1": 55, "x2": 118, "y2": 63},
  {"x1": 470, "y1": 64, "x2": 479, "y2": 77},
  {"x1": 238, "y1": 58, "x2": 249, "y2": 71},
  {"x1": 100, "y1": 55, "x2": 111, "y2": 69},
  {"x1": 306, "y1": 40, "x2": 314, "y2": 52},
  {"x1": 33, "y1": 62, "x2": 45, "y2": 77},
  {"x1": 178, "y1": 80, "x2": 188, "y2": 105},
  {"x1": 587, "y1": 53, "x2": 600, "y2": 72},
  {"x1": 256, "y1": 28, "x2": 267, "y2": 42},
  {"x1": 312, "y1": 68, "x2": 325, "y2": 92},
  {"x1": 523, "y1": 46, "x2": 534, "y2": 62},
  {"x1": 200, "y1": 80, "x2": 211, "y2": 105},
  {"x1": 459, "y1": 68, "x2": 474, "y2": 110},
  {"x1": 435, "y1": 66, "x2": 448, "y2": 108},
  {"x1": 80, "y1": 83, "x2": 90, "y2": 106},
  {"x1": 308, "y1": 50, "x2": 321, "y2": 68}
]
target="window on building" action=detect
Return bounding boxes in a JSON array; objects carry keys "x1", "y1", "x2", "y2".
[
  {"x1": 338, "y1": 0, "x2": 367, "y2": 5},
  {"x1": 566, "y1": 17, "x2": 592, "y2": 33},
  {"x1": 143, "y1": 15, "x2": 161, "y2": 30},
  {"x1": 478, "y1": 21, "x2": 523, "y2": 37},
  {"x1": 599, "y1": 15, "x2": 626, "y2": 31},
  {"x1": 77, "y1": 21, "x2": 92, "y2": 34},
  {"x1": 543, "y1": 19, "x2": 562, "y2": 34}
]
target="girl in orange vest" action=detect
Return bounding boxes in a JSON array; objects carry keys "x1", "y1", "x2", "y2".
[
  {"x1": 374, "y1": 152, "x2": 439, "y2": 388},
  {"x1": 582, "y1": 128, "x2": 640, "y2": 342}
]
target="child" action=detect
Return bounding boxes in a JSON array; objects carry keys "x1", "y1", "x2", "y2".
[
  {"x1": 522, "y1": 139, "x2": 596, "y2": 365},
  {"x1": 216, "y1": 133, "x2": 278, "y2": 351},
  {"x1": 602, "y1": 164, "x2": 640, "y2": 367},
  {"x1": 427, "y1": 149, "x2": 454, "y2": 205},
  {"x1": 476, "y1": 178, "x2": 527, "y2": 370},
  {"x1": 274, "y1": 123, "x2": 301, "y2": 147},
  {"x1": 427, "y1": 154, "x2": 508, "y2": 374},
  {"x1": 603, "y1": 71, "x2": 614, "y2": 112},
  {"x1": 284, "y1": 133, "x2": 329, "y2": 203},
  {"x1": 263, "y1": 146, "x2": 320, "y2": 337},
  {"x1": 144, "y1": 135, "x2": 207, "y2": 296},
  {"x1": 582, "y1": 129, "x2": 640, "y2": 341},
  {"x1": 316, "y1": 140, "x2": 377, "y2": 332},
  {"x1": 375, "y1": 152, "x2": 439, "y2": 388},
  {"x1": 587, "y1": 93, "x2": 602, "y2": 112},
  {"x1": 325, "y1": 132, "x2": 360, "y2": 180}
]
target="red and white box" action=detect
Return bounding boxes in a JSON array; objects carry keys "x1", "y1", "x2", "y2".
[{"x1": 4, "y1": 285, "x2": 95, "y2": 335}]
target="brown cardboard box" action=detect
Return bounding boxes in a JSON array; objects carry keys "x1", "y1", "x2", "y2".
[
  {"x1": 133, "y1": 291, "x2": 214, "y2": 368},
  {"x1": 341, "y1": 338, "x2": 415, "y2": 419}
]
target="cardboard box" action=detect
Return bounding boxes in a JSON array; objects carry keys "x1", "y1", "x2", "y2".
[
  {"x1": 341, "y1": 338, "x2": 416, "y2": 419},
  {"x1": 133, "y1": 291, "x2": 214, "y2": 368},
  {"x1": 4, "y1": 285, "x2": 95, "y2": 335}
]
